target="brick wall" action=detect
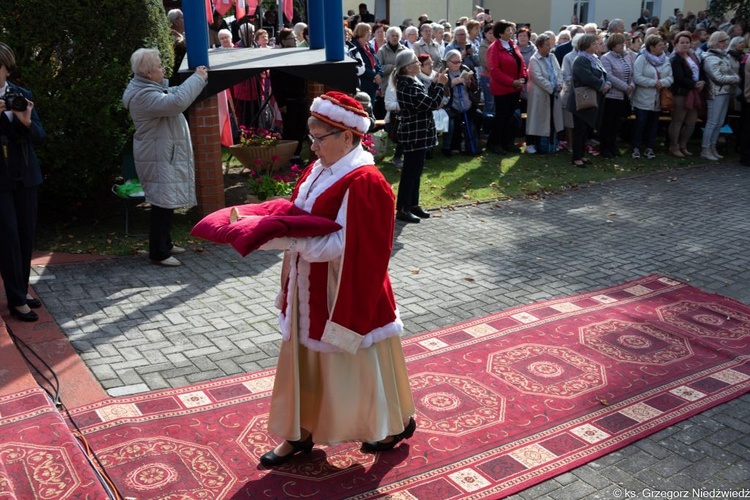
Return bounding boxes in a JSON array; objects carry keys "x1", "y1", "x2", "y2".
[{"x1": 188, "y1": 94, "x2": 224, "y2": 216}]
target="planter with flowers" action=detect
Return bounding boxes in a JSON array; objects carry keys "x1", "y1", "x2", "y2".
[
  {"x1": 246, "y1": 163, "x2": 303, "y2": 203},
  {"x1": 229, "y1": 126, "x2": 298, "y2": 172}
]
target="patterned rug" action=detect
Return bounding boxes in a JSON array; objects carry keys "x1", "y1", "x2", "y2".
[{"x1": 15, "y1": 275, "x2": 750, "y2": 498}]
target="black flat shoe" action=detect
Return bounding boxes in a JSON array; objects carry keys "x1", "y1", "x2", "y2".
[
  {"x1": 411, "y1": 206, "x2": 431, "y2": 219},
  {"x1": 10, "y1": 307, "x2": 39, "y2": 322},
  {"x1": 362, "y1": 417, "x2": 417, "y2": 452},
  {"x1": 26, "y1": 297, "x2": 42, "y2": 309},
  {"x1": 259, "y1": 435, "x2": 314, "y2": 467},
  {"x1": 396, "y1": 211, "x2": 420, "y2": 223}
]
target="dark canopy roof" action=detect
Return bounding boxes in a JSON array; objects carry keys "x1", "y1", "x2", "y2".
[{"x1": 177, "y1": 47, "x2": 358, "y2": 100}]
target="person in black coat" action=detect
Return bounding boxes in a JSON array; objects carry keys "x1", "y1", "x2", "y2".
[
  {"x1": 393, "y1": 49, "x2": 447, "y2": 223},
  {"x1": 0, "y1": 43, "x2": 46, "y2": 322}
]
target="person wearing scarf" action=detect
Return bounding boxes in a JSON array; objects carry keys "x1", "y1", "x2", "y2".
[
  {"x1": 701, "y1": 32, "x2": 740, "y2": 161},
  {"x1": 630, "y1": 34, "x2": 673, "y2": 159},
  {"x1": 567, "y1": 34, "x2": 610, "y2": 167},
  {"x1": 669, "y1": 31, "x2": 707, "y2": 157},
  {"x1": 351, "y1": 23, "x2": 384, "y2": 104},
  {"x1": 600, "y1": 33, "x2": 634, "y2": 158}
]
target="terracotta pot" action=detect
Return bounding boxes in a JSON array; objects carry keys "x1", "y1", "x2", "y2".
[{"x1": 229, "y1": 140, "x2": 299, "y2": 172}]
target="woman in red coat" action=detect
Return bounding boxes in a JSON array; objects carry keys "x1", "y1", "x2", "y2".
[{"x1": 486, "y1": 20, "x2": 527, "y2": 154}]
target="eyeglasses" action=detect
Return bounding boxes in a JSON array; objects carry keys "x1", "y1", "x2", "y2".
[
  {"x1": 447, "y1": 59, "x2": 461, "y2": 64},
  {"x1": 308, "y1": 130, "x2": 342, "y2": 144}
]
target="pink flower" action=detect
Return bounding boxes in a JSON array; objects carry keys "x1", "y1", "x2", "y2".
[
  {"x1": 254, "y1": 158, "x2": 264, "y2": 165},
  {"x1": 272, "y1": 155, "x2": 280, "y2": 162}
]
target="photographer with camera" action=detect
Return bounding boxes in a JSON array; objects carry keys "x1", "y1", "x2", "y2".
[{"x1": 0, "y1": 43, "x2": 47, "y2": 322}]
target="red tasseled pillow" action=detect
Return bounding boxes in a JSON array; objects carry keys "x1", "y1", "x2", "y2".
[{"x1": 190, "y1": 198, "x2": 342, "y2": 256}]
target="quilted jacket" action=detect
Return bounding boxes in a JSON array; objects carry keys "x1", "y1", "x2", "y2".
[{"x1": 122, "y1": 73, "x2": 207, "y2": 209}]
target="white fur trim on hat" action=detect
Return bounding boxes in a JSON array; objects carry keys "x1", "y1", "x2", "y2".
[{"x1": 310, "y1": 96, "x2": 371, "y2": 136}]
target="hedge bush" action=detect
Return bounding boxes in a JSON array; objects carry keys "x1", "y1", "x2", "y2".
[{"x1": 0, "y1": 0, "x2": 173, "y2": 201}]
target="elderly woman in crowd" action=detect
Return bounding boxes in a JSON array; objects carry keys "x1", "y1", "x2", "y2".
[
  {"x1": 669, "y1": 30, "x2": 706, "y2": 157},
  {"x1": 487, "y1": 19, "x2": 527, "y2": 154},
  {"x1": 369, "y1": 23, "x2": 387, "y2": 54},
  {"x1": 350, "y1": 23, "x2": 383, "y2": 103},
  {"x1": 567, "y1": 34, "x2": 611, "y2": 167},
  {"x1": 378, "y1": 26, "x2": 406, "y2": 85},
  {"x1": 525, "y1": 33, "x2": 563, "y2": 154},
  {"x1": 403, "y1": 26, "x2": 419, "y2": 50},
  {"x1": 122, "y1": 48, "x2": 208, "y2": 266},
  {"x1": 441, "y1": 49, "x2": 481, "y2": 156},
  {"x1": 560, "y1": 33, "x2": 584, "y2": 152},
  {"x1": 600, "y1": 33, "x2": 634, "y2": 157},
  {"x1": 631, "y1": 34, "x2": 673, "y2": 159},
  {"x1": 478, "y1": 24, "x2": 496, "y2": 119},
  {"x1": 415, "y1": 22, "x2": 442, "y2": 71},
  {"x1": 701, "y1": 31, "x2": 740, "y2": 161},
  {"x1": 393, "y1": 50, "x2": 448, "y2": 223}
]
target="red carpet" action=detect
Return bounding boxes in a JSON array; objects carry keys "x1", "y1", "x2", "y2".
[{"x1": 5, "y1": 275, "x2": 749, "y2": 498}]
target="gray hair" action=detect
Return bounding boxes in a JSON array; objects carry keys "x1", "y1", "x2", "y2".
[
  {"x1": 130, "y1": 48, "x2": 161, "y2": 76},
  {"x1": 729, "y1": 36, "x2": 746, "y2": 51},
  {"x1": 443, "y1": 49, "x2": 462, "y2": 63},
  {"x1": 535, "y1": 33, "x2": 552, "y2": 48},
  {"x1": 293, "y1": 22, "x2": 307, "y2": 39},
  {"x1": 454, "y1": 25, "x2": 468, "y2": 37},
  {"x1": 167, "y1": 9, "x2": 183, "y2": 23},
  {"x1": 608, "y1": 19, "x2": 624, "y2": 32},
  {"x1": 572, "y1": 32, "x2": 585, "y2": 50},
  {"x1": 404, "y1": 26, "x2": 418, "y2": 38},
  {"x1": 386, "y1": 26, "x2": 402, "y2": 39},
  {"x1": 389, "y1": 49, "x2": 417, "y2": 88}
]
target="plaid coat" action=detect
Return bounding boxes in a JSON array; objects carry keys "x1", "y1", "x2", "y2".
[{"x1": 395, "y1": 75, "x2": 445, "y2": 152}]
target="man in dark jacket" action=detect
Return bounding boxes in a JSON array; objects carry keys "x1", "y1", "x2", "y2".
[{"x1": 554, "y1": 25, "x2": 583, "y2": 65}]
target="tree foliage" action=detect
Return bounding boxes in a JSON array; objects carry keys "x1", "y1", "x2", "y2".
[
  {"x1": 709, "y1": 0, "x2": 750, "y2": 25},
  {"x1": 0, "y1": 0, "x2": 173, "y2": 201}
]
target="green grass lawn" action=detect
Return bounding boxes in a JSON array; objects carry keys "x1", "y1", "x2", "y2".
[{"x1": 35, "y1": 140, "x2": 729, "y2": 257}]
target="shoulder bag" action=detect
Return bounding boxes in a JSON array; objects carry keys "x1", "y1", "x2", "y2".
[
  {"x1": 574, "y1": 86, "x2": 598, "y2": 110},
  {"x1": 657, "y1": 70, "x2": 674, "y2": 112}
]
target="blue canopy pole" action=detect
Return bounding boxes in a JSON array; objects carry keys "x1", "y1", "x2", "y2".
[
  {"x1": 183, "y1": 1, "x2": 210, "y2": 68},
  {"x1": 307, "y1": 0, "x2": 325, "y2": 49},
  {"x1": 323, "y1": 0, "x2": 344, "y2": 61}
]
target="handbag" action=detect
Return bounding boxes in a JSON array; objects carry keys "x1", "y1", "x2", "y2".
[
  {"x1": 388, "y1": 113, "x2": 400, "y2": 143},
  {"x1": 657, "y1": 71, "x2": 674, "y2": 112},
  {"x1": 574, "y1": 86, "x2": 598, "y2": 110},
  {"x1": 660, "y1": 87, "x2": 675, "y2": 111}
]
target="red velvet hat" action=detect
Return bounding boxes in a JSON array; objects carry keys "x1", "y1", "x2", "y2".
[{"x1": 310, "y1": 91, "x2": 371, "y2": 136}]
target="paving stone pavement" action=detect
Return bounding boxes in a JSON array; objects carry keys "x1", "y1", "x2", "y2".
[{"x1": 32, "y1": 163, "x2": 750, "y2": 498}]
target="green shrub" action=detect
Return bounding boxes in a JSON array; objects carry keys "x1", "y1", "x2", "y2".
[{"x1": 0, "y1": 0, "x2": 173, "y2": 201}]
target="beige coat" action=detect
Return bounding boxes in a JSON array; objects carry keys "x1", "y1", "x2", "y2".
[{"x1": 526, "y1": 52, "x2": 564, "y2": 137}]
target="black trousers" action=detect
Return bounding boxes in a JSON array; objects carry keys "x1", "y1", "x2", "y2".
[
  {"x1": 600, "y1": 98, "x2": 629, "y2": 156},
  {"x1": 488, "y1": 92, "x2": 520, "y2": 148},
  {"x1": 396, "y1": 149, "x2": 427, "y2": 212},
  {"x1": 572, "y1": 114, "x2": 592, "y2": 161},
  {"x1": 0, "y1": 185, "x2": 38, "y2": 308},
  {"x1": 149, "y1": 205, "x2": 174, "y2": 262}
]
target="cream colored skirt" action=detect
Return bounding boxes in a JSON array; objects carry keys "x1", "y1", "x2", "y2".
[{"x1": 267, "y1": 295, "x2": 415, "y2": 446}]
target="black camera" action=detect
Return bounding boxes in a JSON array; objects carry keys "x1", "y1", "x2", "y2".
[{"x1": 3, "y1": 88, "x2": 28, "y2": 112}]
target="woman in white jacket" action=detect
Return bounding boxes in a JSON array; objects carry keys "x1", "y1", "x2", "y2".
[
  {"x1": 631, "y1": 35, "x2": 673, "y2": 159},
  {"x1": 701, "y1": 31, "x2": 740, "y2": 160}
]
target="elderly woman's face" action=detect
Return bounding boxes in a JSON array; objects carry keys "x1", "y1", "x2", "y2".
[
  {"x1": 501, "y1": 26, "x2": 513, "y2": 40},
  {"x1": 537, "y1": 39, "x2": 552, "y2": 56},
  {"x1": 420, "y1": 57, "x2": 433, "y2": 75},
  {"x1": 517, "y1": 31, "x2": 529, "y2": 44},
  {"x1": 407, "y1": 30, "x2": 418, "y2": 42},
  {"x1": 631, "y1": 37, "x2": 642, "y2": 50},
  {"x1": 219, "y1": 33, "x2": 233, "y2": 48},
  {"x1": 145, "y1": 58, "x2": 165, "y2": 83},
  {"x1": 649, "y1": 39, "x2": 665, "y2": 55},
  {"x1": 388, "y1": 31, "x2": 400, "y2": 44},
  {"x1": 374, "y1": 27, "x2": 384, "y2": 39}
]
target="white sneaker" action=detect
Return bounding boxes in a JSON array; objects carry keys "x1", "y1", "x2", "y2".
[
  {"x1": 525, "y1": 145, "x2": 537, "y2": 154},
  {"x1": 711, "y1": 145, "x2": 724, "y2": 159},
  {"x1": 631, "y1": 148, "x2": 641, "y2": 159},
  {"x1": 153, "y1": 256, "x2": 181, "y2": 267},
  {"x1": 644, "y1": 148, "x2": 656, "y2": 159},
  {"x1": 701, "y1": 148, "x2": 719, "y2": 161},
  {"x1": 170, "y1": 245, "x2": 187, "y2": 254}
]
